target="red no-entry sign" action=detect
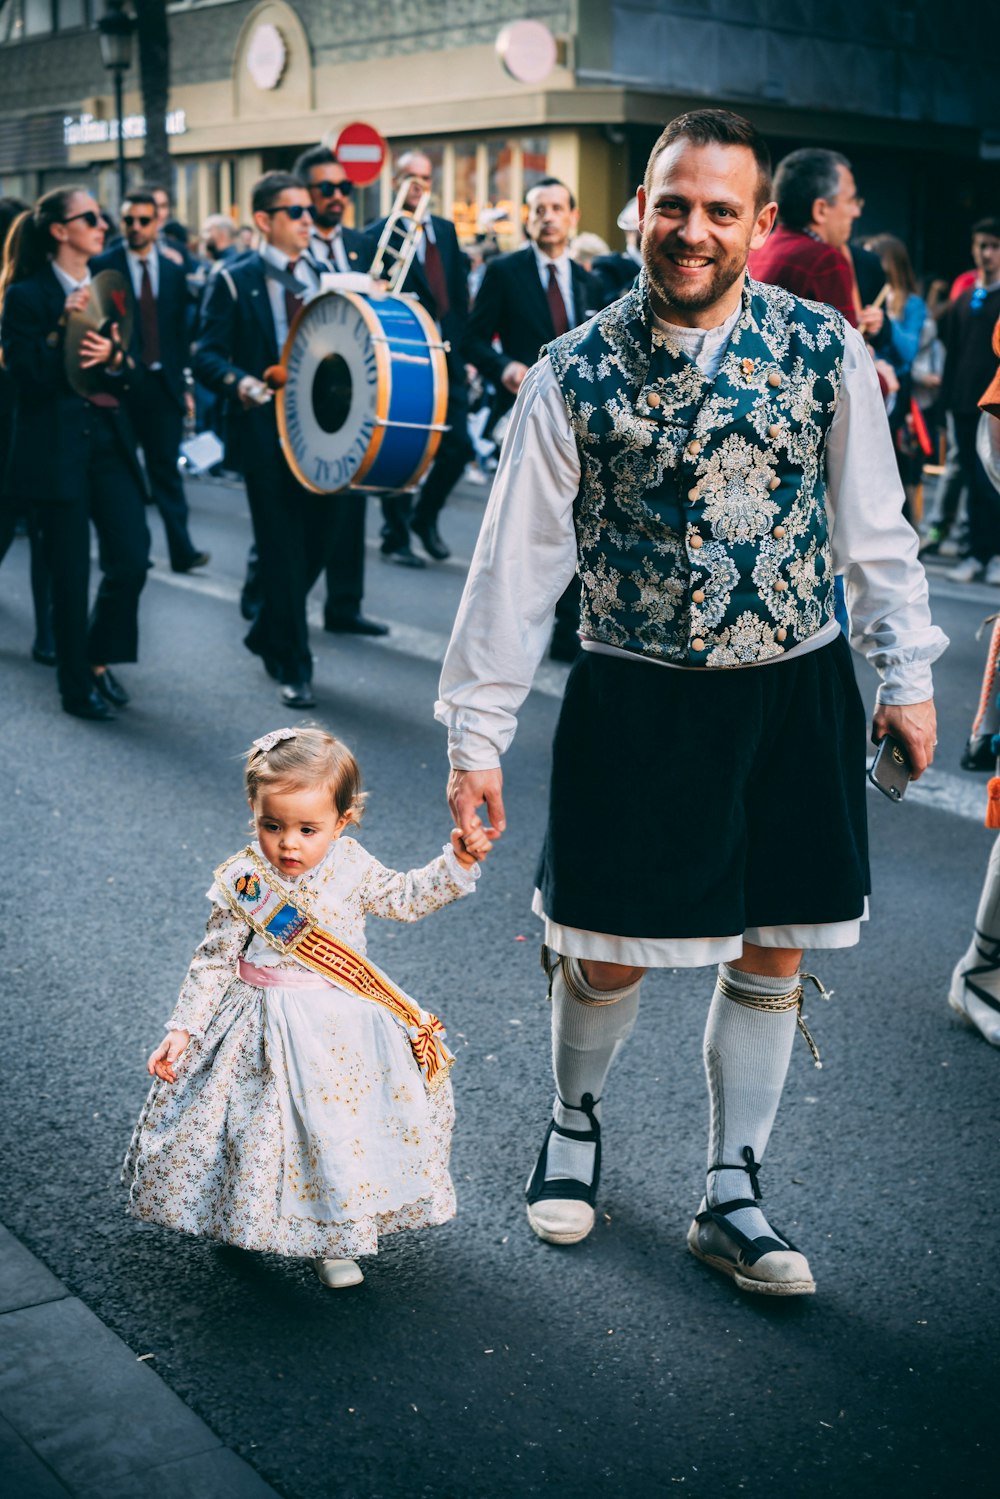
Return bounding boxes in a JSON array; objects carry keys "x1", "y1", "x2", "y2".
[{"x1": 335, "y1": 122, "x2": 387, "y2": 187}]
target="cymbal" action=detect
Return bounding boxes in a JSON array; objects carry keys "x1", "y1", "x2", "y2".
[{"x1": 64, "y1": 269, "x2": 134, "y2": 400}]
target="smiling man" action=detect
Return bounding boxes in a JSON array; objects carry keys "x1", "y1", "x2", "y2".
[{"x1": 437, "y1": 109, "x2": 947, "y2": 1296}]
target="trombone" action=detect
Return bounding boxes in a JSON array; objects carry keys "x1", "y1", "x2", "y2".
[{"x1": 368, "y1": 176, "x2": 432, "y2": 292}]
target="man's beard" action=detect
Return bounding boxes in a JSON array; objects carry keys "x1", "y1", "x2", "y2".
[
  {"x1": 313, "y1": 207, "x2": 342, "y2": 231},
  {"x1": 642, "y1": 230, "x2": 747, "y2": 314}
]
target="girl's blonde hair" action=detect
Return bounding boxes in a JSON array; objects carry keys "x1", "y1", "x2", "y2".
[{"x1": 244, "y1": 728, "x2": 366, "y2": 825}]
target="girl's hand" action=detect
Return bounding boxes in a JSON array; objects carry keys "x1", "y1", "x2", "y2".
[
  {"x1": 147, "y1": 1030, "x2": 190, "y2": 1084},
  {"x1": 451, "y1": 826, "x2": 491, "y2": 868}
]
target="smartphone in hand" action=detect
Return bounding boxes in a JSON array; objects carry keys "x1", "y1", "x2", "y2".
[{"x1": 868, "y1": 734, "x2": 912, "y2": 802}]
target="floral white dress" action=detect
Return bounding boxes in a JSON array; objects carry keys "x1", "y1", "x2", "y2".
[{"x1": 122, "y1": 837, "x2": 478, "y2": 1259}]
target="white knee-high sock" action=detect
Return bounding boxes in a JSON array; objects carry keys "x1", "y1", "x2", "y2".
[
  {"x1": 702, "y1": 962, "x2": 799, "y2": 1243},
  {"x1": 544, "y1": 957, "x2": 642, "y2": 1185}
]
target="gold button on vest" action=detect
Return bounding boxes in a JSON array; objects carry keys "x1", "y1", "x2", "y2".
[
  {"x1": 692, "y1": 589, "x2": 705, "y2": 603},
  {"x1": 768, "y1": 423, "x2": 781, "y2": 439},
  {"x1": 776, "y1": 627, "x2": 788, "y2": 641},
  {"x1": 687, "y1": 439, "x2": 701, "y2": 456},
  {"x1": 687, "y1": 486, "x2": 700, "y2": 501},
  {"x1": 646, "y1": 390, "x2": 661, "y2": 407},
  {"x1": 689, "y1": 533, "x2": 704, "y2": 549},
  {"x1": 768, "y1": 370, "x2": 782, "y2": 387},
  {"x1": 772, "y1": 524, "x2": 786, "y2": 538},
  {"x1": 774, "y1": 579, "x2": 789, "y2": 592},
  {"x1": 769, "y1": 477, "x2": 781, "y2": 492},
  {"x1": 691, "y1": 637, "x2": 706, "y2": 652}
]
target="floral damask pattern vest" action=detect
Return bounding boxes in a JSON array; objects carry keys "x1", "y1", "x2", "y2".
[{"x1": 545, "y1": 274, "x2": 846, "y2": 666}]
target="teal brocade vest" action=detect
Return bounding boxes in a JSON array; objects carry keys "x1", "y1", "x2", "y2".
[{"x1": 545, "y1": 274, "x2": 846, "y2": 665}]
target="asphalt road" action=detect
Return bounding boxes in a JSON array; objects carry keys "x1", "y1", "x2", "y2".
[{"x1": 1, "y1": 473, "x2": 997, "y2": 1499}]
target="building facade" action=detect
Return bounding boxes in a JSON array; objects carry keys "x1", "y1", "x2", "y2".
[{"x1": 0, "y1": 0, "x2": 997, "y2": 274}]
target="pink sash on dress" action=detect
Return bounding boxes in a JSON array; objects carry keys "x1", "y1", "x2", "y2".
[{"x1": 238, "y1": 959, "x2": 332, "y2": 989}]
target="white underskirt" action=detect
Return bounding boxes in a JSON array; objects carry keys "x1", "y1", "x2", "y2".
[{"x1": 531, "y1": 889, "x2": 869, "y2": 969}]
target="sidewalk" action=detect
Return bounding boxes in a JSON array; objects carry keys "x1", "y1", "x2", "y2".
[{"x1": 0, "y1": 1224, "x2": 279, "y2": 1499}]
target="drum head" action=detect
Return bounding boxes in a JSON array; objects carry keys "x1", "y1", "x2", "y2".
[{"x1": 278, "y1": 292, "x2": 385, "y2": 493}]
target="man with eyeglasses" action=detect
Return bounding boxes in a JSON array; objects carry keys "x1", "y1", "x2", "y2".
[
  {"x1": 194, "y1": 171, "x2": 357, "y2": 707},
  {"x1": 291, "y1": 144, "x2": 385, "y2": 638},
  {"x1": 750, "y1": 148, "x2": 882, "y2": 341},
  {"x1": 936, "y1": 219, "x2": 1000, "y2": 584},
  {"x1": 93, "y1": 188, "x2": 209, "y2": 575},
  {"x1": 367, "y1": 150, "x2": 474, "y2": 566}
]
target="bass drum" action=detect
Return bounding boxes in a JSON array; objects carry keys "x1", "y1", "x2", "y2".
[{"x1": 277, "y1": 289, "x2": 448, "y2": 494}]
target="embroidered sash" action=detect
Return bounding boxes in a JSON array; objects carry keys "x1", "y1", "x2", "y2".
[{"x1": 214, "y1": 846, "x2": 454, "y2": 1088}]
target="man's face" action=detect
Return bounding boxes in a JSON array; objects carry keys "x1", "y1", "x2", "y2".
[
  {"x1": 305, "y1": 162, "x2": 352, "y2": 231},
  {"x1": 812, "y1": 163, "x2": 861, "y2": 249},
  {"x1": 152, "y1": 189, "x2": 171, "y2": 230},
  {"x1": 973, "y1": 233, "x2": 1000, "y2": 284},
  {"x1": 255, "y1": 188, "x2": 312, "y2": 257},
  {"x1": 121, "y1": 199, "x2": 157, "y2": 253},
  {"x1": 525, "y1": 185, "x2": 577, "y2": 257},
  {"x1": 638, "y1": 141, "x2": 775, "y2": 321},
  {"x1": 397, "y1": 154, "x2": 433, "y2": 214}
]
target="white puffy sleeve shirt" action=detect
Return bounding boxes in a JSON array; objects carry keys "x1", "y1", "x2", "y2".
[{"x1": 436, "y1": 325, "x2": 948, "y2": 770}]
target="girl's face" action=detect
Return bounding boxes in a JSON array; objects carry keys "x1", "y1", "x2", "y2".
[{"x1": 252, "y1": 783, "x2": 348, "y2": 878}]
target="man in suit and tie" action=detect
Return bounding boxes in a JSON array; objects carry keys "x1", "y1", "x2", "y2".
[
  {"x1": 366, "y1": 150, "x2": 474, "y2": 565},
  {"x1": 291, "y1": 144, "x2": 386, "y2": 636},
  {"x1": 464, "y1": 177, "x2": 603, "y2": 658},
  {"x1": 92, "y1": 189, "x2": 209, "y2": 573},
  {"x1": 193, "y1": 171, "x2": 346, "y2": 707}
]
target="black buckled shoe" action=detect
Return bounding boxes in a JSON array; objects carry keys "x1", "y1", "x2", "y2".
[
  {"x1": 525, "y1": 1092, "x2": 601, "y2": 1245},
  {"x1": 687, "y1": 1147, "x2": 815, "y2": 1296},
  {"x1": 93, "y1": 667, "x2": 129, "y2": 707}
]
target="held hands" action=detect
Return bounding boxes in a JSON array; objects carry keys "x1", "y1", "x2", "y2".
[
  {"x1": 448, "y1": 768, "x2": 506, "y2": 867},
  {"x1": 147, "y1": 1029, "x2": 190, "y2": 1085},
  {"x1": 450, "y1": 827, "x2": 491, "y2": 868},
  {"x1": 871, "y1": 698, "x2": 937, "y2": 780}
]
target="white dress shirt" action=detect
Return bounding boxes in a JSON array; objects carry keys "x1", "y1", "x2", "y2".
[
  {"x1": 258, "y1": 242, "x2": 318, "y2": 348},
  {"x1": 51, "y1": 262, "x2": 90, "y2": 295},
  {"x1": 532, "y1": 244, "x2": 575, "y2": 326},
  {"x1": 124, "y1": 243, "x2": 158, "y2": 299},
  {"x1": 308, "y1": 226, "x2": 350, "y2": 273}
]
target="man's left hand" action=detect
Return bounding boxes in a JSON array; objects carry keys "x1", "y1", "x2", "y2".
[{"x1": 871, "y1": 698, "x2": 937, "y2": 780}]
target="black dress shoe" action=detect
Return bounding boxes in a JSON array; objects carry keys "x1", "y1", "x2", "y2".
[
  {"x1": 93, "y1": 667, "x2": 129, "y2": 706},
  {"x1": 173, "y1": 551, "x2": 211, "y2": 573},
  {"x1": 280, "y1": 682, "x2": 316, "y2": 708},
  {"x1": 962, "y1": 735, "x2": 996, "y2": 772},
  {"x1": 32, "y1": 641, "x2": 57, "y2": 667},
  {"x1": 411, "y1": 518, "x2": 451, "y2": 561},
  {"x1": 63, "y1": 689, "x2": 115, "y2": 722},
  {"x1": 324, "y1": 615, "x2": 390, "y2": 637},
  {"x1": 379, "y1": 543, "x2": 426, "y2": 569},
  {"x1": 240, "y1": 590, "x2": 262, "y2": 622}
]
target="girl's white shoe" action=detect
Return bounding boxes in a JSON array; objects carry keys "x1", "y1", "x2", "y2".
[{"x1": 312, "y1": 1256, "x2": 364, "y2": 1289}]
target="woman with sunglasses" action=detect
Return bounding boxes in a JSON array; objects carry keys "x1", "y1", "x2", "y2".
[{"x1": 0, "y1": 187, "x2": 150, "y2": 720}]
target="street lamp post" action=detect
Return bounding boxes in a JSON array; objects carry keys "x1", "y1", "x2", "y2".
[{"x1": 98, "y1": 0, "x2": 136, "y2": 210}]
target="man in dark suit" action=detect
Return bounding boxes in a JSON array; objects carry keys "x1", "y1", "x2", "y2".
[
  {"x1": 93, "y1": 188, "x2": 209, "y2": 573},
  {"x1": 291, "y1": 144, "x2": 385, "y2": 633},
  {"x1": 591, "y1": 195, "x2": 642, "y2": 305},
  {"x1": 464, "y1": 177, "x2": 603, "y2": 658},
  {"x1": 366, "y1": 150, "x2": 474, "y2": 564},
  {"x1": 192, "y1": 172, "x2": 348, "y2": 707}
]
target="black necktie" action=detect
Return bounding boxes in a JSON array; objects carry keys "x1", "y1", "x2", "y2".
[
  {"x1": 139, "y1": 260, "x2": 160, "y2": 366},
  {"x1": 284, "y1": 259, "x2": 302, "y2": 330}
]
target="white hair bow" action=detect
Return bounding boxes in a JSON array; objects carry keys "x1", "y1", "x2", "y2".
[{"x1": 252, "y1": 728, "x2": 297, "y2": 754}]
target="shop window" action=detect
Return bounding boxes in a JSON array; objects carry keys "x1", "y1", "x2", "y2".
[
  {"x1": 487, "y1": 138, "x2": 516, "y2": 237},
  {"x1": 522, "y1": 137, "x2": 550, "y2": 194},
  {"x1": 452, "y1": 138, "x2": 478, "y2": 241},
  {"x1": 57, "y1": 0, "x2": 86, "y2": 29},
  {"x1": 23, "y1": 0, "x2": 52, "y2": 36}
]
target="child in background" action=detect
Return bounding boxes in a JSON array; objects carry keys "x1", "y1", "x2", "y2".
[{"x1": 123, "y1": 726, "x2": 490, "y2": 1288}]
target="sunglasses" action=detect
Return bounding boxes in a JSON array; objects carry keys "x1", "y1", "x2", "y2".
[
  {"x1": 63, "y1": 210, "x2": 101, "y2": 228},
  {"x1": 311, "y1": 179, "x2": 353, "y2": 199},
  {"x1": 268, "y1": 204, "x2": 311, "y2": 221},
  {"x1": 123, "y1": 214, "x2": 155, "y2": 227}
]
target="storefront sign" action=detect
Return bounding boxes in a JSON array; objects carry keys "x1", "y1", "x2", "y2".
[
  {"x1": 63, "y1": 109, "x2": 187, "y2": 147},
  {"x1": 246, "y1": 23, "x2": 287, "y2": 91}
]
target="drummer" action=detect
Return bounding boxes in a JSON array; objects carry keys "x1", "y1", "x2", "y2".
[
  {"x1": 192, "y1": 171, "x2": 350, "y2": 708},
  {"x1": 0, "y1": 187, "x2": 151, "y2": 722}
]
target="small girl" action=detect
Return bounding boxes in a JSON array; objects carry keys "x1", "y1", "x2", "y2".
[{"x1": 122, "y1": 726, "x2": 490, "y2": 1288}]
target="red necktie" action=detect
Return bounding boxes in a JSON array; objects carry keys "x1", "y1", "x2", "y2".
[
  {"x1": 423, "y1": 238, "x2": 450, "y2": 320},
  {"x1": 284, "y1": 259, "x2": 302, "y2": 331},
  {"x1": 139, "y1": 259, "x2": 160, "y2": 366},
  {"x1": 546, "y1": 263, "x2": 569, "y2": 336}
]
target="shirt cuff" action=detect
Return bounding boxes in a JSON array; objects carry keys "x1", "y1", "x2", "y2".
[
  {"x1": 874, "y1": 660, "x2": 935, "y2": 705},
  {"x1": 446, "y1": 727, "x2": 502, "y2": 771},
  {"x1": 442, "y1": 841, "x2": 481, "y2": 890}
]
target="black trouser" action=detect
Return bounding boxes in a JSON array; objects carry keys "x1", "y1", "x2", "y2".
[
  {"x1": 380, "y1": 364, "x2": 473, "y2": 546},
  {"x1": 39, "y1": 418, "x2": 150, "y2": 705},
  {"x1": 0, "y1": 485, "x2": 52, "y2": 651},
  {"x1": 323, "y1": 493, "x2": 367, "y2": 622},
  {"x1": 954, "y1": 411, "x2": 1000, "y2": 563},
  {"x1": 130, "y1": 376, "x2": 199, "y2": 570},
  {"x1": 244, "y1": 464, "x2": 338, "y2": 684}
]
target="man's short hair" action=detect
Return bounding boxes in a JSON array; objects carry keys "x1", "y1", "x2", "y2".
[
  {"x1": 145, "y1": 182, "x2": 172, "y2": 206},
  {"x1": 972, "y1": 216, "x2": 1000, "y2": 240},
  {"x1": 122, "y1": 188, "x2": 158, "y2": 211},
  {"x1": 252, "y1": 171, "x2": 304, "y2": 215},
  {"x1": 525, "y1": 176, "x2": 576, "y2": 211},
  {"x1": 773, "y1": 148, "x2": 850, "y2": 232},
  {"x1": 293, "y1": 145, "x2": 337, "y2": 182},
  {"x1": 643, "y1": 109, "x2": 773, "y2": 208}
]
